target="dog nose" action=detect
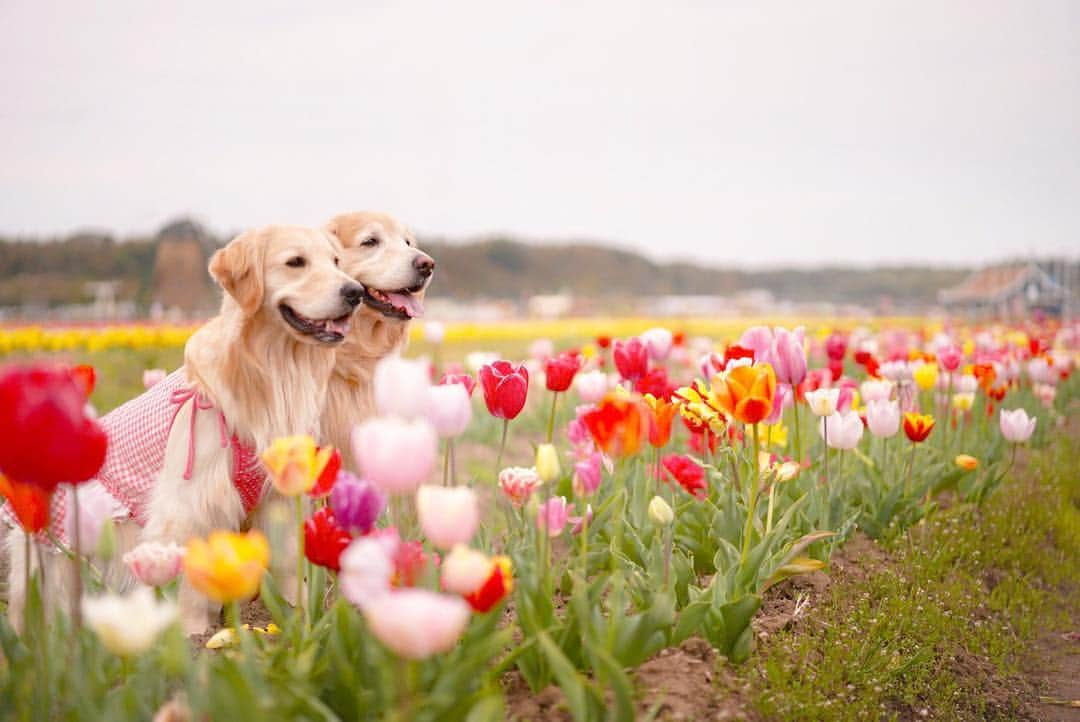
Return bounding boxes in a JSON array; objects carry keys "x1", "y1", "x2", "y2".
[
  {"x1": 341, "y1": 282, "x2": 364, "y2": 308},
  {"x1": 413, "y1": 253, "x2": 435, "y2": 277}
]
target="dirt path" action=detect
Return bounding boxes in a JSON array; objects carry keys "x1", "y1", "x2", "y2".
[{"x1": 1023, "y1": 625, "x2": 1080, "y2": 721}]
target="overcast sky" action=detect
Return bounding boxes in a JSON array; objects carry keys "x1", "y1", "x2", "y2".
[{"x1": 1, "y1": 1, "x2": 1077, "y2": 267}]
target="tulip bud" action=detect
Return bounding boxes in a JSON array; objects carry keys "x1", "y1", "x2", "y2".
[
  {"x1": 955, "y1": 454, "x2": 978, "y2": 471},
  {"x1": 647, "y1": 495, "x2": 674, "y2": 526},
  {"x1": 535, "y1": 443, "x2": 561, "y2": 484}
]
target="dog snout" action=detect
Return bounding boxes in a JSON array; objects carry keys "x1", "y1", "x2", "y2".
[
  {"x1": 413, "y1": 253, "x2": 435, "y2": 278},
  {"x1": 341, "y1": 282, "x2": 365, "y2": 308}
]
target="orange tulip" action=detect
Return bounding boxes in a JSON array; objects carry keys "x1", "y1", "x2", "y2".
[
  {"x1": 712, "y1": 363, "x2": 777, "y2": 425},
  {"x1": 0, "y1": 472, "x2": 52, "y2": 533},
  {"x1": 902, "y1": 412, "x2": 935, "y2": 443},
  {"x1": 642, "y1": 394, "x2": 677, "y2": 448},
  {"x1": 582, "y1": 394, "x2": 645, "y2": 458}
]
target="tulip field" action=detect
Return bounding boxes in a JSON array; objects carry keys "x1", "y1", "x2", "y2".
[{"x1": 0, "y1": 317, "x2": 1078, "y2": 721}]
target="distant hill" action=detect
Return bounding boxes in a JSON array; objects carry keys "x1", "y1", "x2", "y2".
[{"x1": 0, "y1": 220, "x2": 973, "y2": 313}]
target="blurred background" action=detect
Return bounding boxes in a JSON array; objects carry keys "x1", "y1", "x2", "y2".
[{"x1": 1, "y1": 1, "x2": 1077, "y2": 323}]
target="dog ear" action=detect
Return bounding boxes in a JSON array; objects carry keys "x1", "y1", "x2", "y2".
[{"x1": 209, "y1": 229, "x2": 265, "y2": 315}]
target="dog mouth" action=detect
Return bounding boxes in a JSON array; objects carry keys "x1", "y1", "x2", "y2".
[
  {"x1": 362, "y1": 286, "x2": 425, "y2": 320},
  {"x1": 279, "y1": 304, "x2": 353, "y2": 344}
]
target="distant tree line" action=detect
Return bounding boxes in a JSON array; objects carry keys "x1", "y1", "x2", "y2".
[{"x1": 0, "y1": 226, "x2": 976, "y2": 311}]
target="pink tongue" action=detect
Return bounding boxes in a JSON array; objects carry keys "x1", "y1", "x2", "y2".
[
  {"x1": 326, "y1": 318, "x2": 351, "y2": 335},
  {"x1": 385, "y1": 292, "x2": 424, "y2": 318}
]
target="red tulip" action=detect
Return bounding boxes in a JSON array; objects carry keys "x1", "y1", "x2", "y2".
[
  {"x1": 440, "y1": 373, "x2": 477, "y2": 397},
  {"x1": 723, "y1": 344, "x2": 756, "y2": 367},
  {"x1": 307, "y1": 447, "x2": 342, "y2": 498},
  {"x1": 0, "y1": 472, "x2": 52, "y2": 533},
  {"x1": 304, "y1": 507, "x2": 352, "y2": 572},
  {"x1": 825, "y1": 333, "x2": 847, "y2": 361},
  {"x1": 544, "y1": 353, "x2": 581, "y2": 392},
  {"x1": 582, "y1": 394, "x2": 645, "y2": 458},
  {"x1": 661, "y1": 454, "x2": 707, "y2": 499},
  {"x1": 634, "y1": 367, "x2": 674, "y2": 400},
  {"x1": 613, "y1": 338, "x2": 649, "y2": 382},
  {"x1": 478, "y1": 361, "x2": 529, "y2": 419},
  {"x1": 596, "y1": 335, "x2": 612, "y2": 349},
  {"x1": 0, "y1": 364, "x2": 107, "y2": 491}
]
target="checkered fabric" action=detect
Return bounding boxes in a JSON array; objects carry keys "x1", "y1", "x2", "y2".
[{"x1": 1, "y1": 369, "x2": 267, "y2": 547}]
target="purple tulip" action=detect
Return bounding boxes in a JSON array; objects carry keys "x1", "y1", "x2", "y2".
[{"x1": 330, "y1": 472, "x2": 387, "y2": 536}]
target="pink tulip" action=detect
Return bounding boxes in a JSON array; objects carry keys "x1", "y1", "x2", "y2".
[
  {"x1": 574, "y1": 370, "x2": 609, "y2": 403},
  {"x1": 938, "y1": 345, "x2": 964, "y2": 372},
  {"x1": 764, "y1": 383, "x2": 792, "y2": 425},
  {"x1": 572, "y1": 452, "x2": 603, "y2": 496},
  {"x1": 339, "y1": 534, "x2": 397, "y2": 609},
  {"x1": 123, "y1": 541, "x2": 185, "y2": 587},
  {"x1": 352, "y1": 417, "x2": 437, "y2": 494},
  {"x1": 362, "y1": 588, "x2": 471, "y2": 660},
  {"x1": 373, "y1": 356, "x2": 432, "y2": 420},
  {"x1": 568, "y1": 504, "x2": 593, "y2": 535},
  {"x1": 416, "y1": 485, "x2": 479, "y2": 550},
  {"x1": 860, "y1": 379, "x2": 893, "y2": 404},
  {"x1": 999, "y1": 408, "x2": 1037, "y2": 443},
  {"x1": 529, "y1": 338, "x2": 555, "y2": 362},
  {"x1": 640, "y1": 328, "x2": 674, "y2": 361},
  {"x1": 865, "y1": 399, "x2": 901, "y2": 438},
  {"x1": 142, "y1": 369, "x2": 167, "y2": 389},
  {"x1": 773, "y1": 327, "x2": 808, "y2": 386},
  {"x1": 498, "y1": 466, "x2": 542, "y2": 507},
  {"x1": 818, "y1": 411, "x2": 863, "y2": 450},
  {"x1": 426, "y1": 383, "x2": 472, "y2": 438},
  {"x1": 536, "y1": 496, "x2": 569, "y2": 537}
]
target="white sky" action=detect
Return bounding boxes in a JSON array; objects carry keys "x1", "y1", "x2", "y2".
[{"x1": 1, "y1": 1, "x2": 1077, "y2": 267}]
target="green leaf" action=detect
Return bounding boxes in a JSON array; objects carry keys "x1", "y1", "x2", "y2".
[{"x1": 536, "y1": 631, "x2": 590, "y2": 721}]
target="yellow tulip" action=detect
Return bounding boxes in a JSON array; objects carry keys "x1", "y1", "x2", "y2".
[
  {"x1": 183, "y1": 530, "x2": 269, "y2": 603},
  {"x1": 261, "y1": 435, "x2": 333, "y2": 497},
  {"x1": 535, "y1": 443, "x2": 561, "y2": 484},
  {"x1": 913, "y1": 362, "x2": 938, "y2": 391},
  {"x1": 951, "y1": 392, "x2": 975, "y2": 412},
  {"x1": 955, "y1": 454, "x2": 978, "y2": 471}
]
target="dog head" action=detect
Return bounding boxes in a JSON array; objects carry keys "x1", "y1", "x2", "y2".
[
  {"x1": 209, "y1": 224, "x2": 365, "y2": 346},
  {"x1": 325, "y1": 212, "x2": 434, "y2": 322}
]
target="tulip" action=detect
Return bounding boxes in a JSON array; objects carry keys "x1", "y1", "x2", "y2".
[
  {"x1": 879, "y1": 360, "x2": 912, "y2": 383},
  {"x1": 661, "y1": 454, "x2": 707, "y2": 499},
  {"x1": 478, "y1": 361, "x2": 529, "y2": 420},
  {"x1": 805, "y1": 388, "x2": 840, "y2": 417},
  {"x1": 643, "y1": 394, "x2": 678, "y2": 448},
  {"x1": 711, "y1": 363, "x2": 777, "y2": 425},
  {"x1": 498, "y1": 466, "x2": 542, "y2": 507},
  {"x1": 183, "y1": 530, "x2": 269, "y2": 603},
  {"x1": 938, "y1": 345, "x2": 963, "y2": 372},
  {"x1": 261, "y1": 435, "x2": 336, "y2": 497},
  {"x1": 544, "y1": 352, "x2": 581, "y2": 392},
  {"x1": 352, "y1": 417, "x2": 438, "y2": 495},
  {"x1": 568, "y1": 503, "x2": 593, "y2": 535},
  {"x1": 373, "y1": 356, "x2": 432, "y2": 420},
  {"x1": 613, "y1": 338, "x2": 649, "y2": 382},
  {"x1": 462, "y1": 556, "x2": 513, "y2": 613},
  {"x1": 571, "y1": 452, "x2": 602, "y2": 497},
  {"x1": 640, "y1": 328, "x2": 674, "y2": 361},
  {"x1": 416, "y1": 485, "x2": 478, "y2": 550},
  {"x1": 763, "y1": 383, "x2": 791, "y2": 426},
  {"x1": 82, "y1": 588, "x2": 177, "y2": 657},
  {"x1": 363, "y1": 588, "x2": 471, "y2": 660},
  {"x1": 142, "y1": 368, "x2": 167, "y2": 389},
  {"x1": 529, "y1": 338, "x2": 555, "y2": 362},
  {"x1": 860, "y1": 379, "x2": 893, "y2": 404},
  {"x1": 1034, "y1": 384, "x2": 1056, "y2": 408},
  {"x1": 535, "y1": 444, "x2": 561, "y2": 484},
  {"x1": 999, "y1": 408, "x2": 1037, "y2": 443},
  {"x1": 123, "y1": 541, "x2": 185, "y2": 587},
  {"x1": 952, "y1": 392, "x2": 975, "y2": 413},
  {"x1": 423, "y1": 320, "x2": 446, "y2": 345},
  {"x1": 634, "y1": 367, "x2": 674, "y2": 400},
  {"x1": 536, "y1": 496, "x2": 569, "y2": 537},
  {"x1": 303, "y1": 507, "x2": 352, "y2": 572},
  {"x1": 955, "y1": 374, "x2": 978, "y2": 394},
  {"x1": 647, "y1": 495, "x2": 674, "y2": 526},
  {"x1": 0, "y1": 364, "x2": 107, "y2": 492},
  {"x1": 441, "y1": 545, "x2": 494, "y2": 595},
  {"x1": 865, "y1": 399, "x2": 901, "y2": 438},
  {"x1": 439, "y1": 373, "x2": 476, "y2": 397},
  {"x1": 574, "y1": 370, "x2": 609, "y2": 403},
  {"x1": 902, "y1": 413, "x2": 935, "y2": 443},
  {"x1": 426, "y1": 383, "x2": 472, "y2": 438},
  {"x1": 307, "y1": 447, "x2": 342, "y2": 499},
  {"x1": 818, "y1": 411, "x2": 863, "y2": 450},
  {"x1": 955, "y1": 454, "x2": 978, "y2": 471},
  {"x1": 673, "y1": 381, "x2": 726, "y2": 436},
  {"x1": 339, "y1": 534, "x2": 397, "y2": 609},
  {"x1": 0, "y1": 472, "x2": 52, "y2": 533},
  {"x1": 582, "y1": 394, "x2": 646, "y2": 458},
  {"x1": 825, "y1": 333, "x2": 847, "y2": 362},
  {"x1": 913, "y1": 363, "x2": 938, "y2": 391},
  {"x1": 330, "y1": 472, "x2": 386, "y2": 536}
]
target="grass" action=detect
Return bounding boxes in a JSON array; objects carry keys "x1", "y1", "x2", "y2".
[{"x1": 747, "y1": 418, "x2": 1080, "y2": 721}]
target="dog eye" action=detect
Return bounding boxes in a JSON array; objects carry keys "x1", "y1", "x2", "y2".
[
  {"x1": 361, "y1": 237, "x2": 379, "y2": 247},
  {"x1": 286, "y1": 256, "x2": 307, "y2": 268}
]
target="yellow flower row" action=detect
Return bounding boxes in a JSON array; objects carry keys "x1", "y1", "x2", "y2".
[{"x1": 0, "y1": 325, "x2": 197, "y2": 354}]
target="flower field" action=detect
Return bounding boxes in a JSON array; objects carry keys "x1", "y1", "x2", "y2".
[{"x1": 0, "y1": 317, "x2": 1077, "y2": 721}]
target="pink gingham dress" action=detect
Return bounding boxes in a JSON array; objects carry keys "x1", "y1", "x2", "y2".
[{"x1": 2, "y1": 369, "x2": 267, "y2": 546}]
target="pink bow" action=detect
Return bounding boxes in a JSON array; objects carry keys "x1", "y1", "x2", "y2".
[{"x1": 169, "y1": 387, "x2": 229, "y2": 480}]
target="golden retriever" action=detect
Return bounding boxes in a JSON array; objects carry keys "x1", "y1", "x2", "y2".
[
  {"x1": 7, "y1": 224, "x2": 364, "y2": 634},
  {"x1": 321, "y1": 212, "x2": 434, "y2": 469}
]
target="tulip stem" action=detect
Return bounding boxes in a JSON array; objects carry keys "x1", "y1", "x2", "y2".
[
  {"x1": 23, "y1": 529, "x2": 30, "y2": 635},
  {"x1": 546, "y1": 392, "x2": 559, "y2": 444},
  {"x1": 766, "y1": 482, "x2": 776, "y2": 536},
  {"x1": 822, "y1": 416, "x2": 829, "y2": 488},
  {"x1": 294, "y1": 496, "x2": 306, "y2": 628},
  {"x1": 71, "y1": 484, "x2": 83, "y2": 632},
  {"x1": 904, "y1": 441, "x2": 917, "y2": 497},
  {"x1": 739, "y1": 423, "x2": 761, "y2": 568},
  {"x1": 792, "y1": 401, "x2": 803, "y2": 463},
  {"x1": 494, "y1": 420, "x2": 509, "y2": 480}
]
